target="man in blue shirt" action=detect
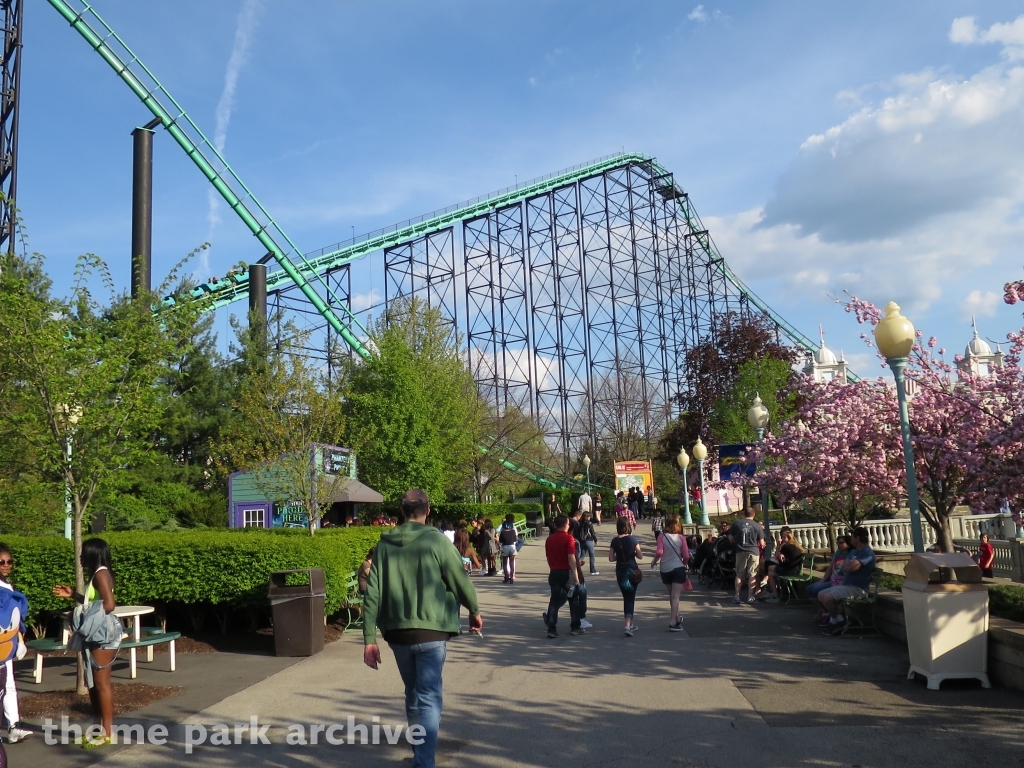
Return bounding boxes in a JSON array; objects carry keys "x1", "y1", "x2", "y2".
[{"x1": 818, "y1": 527, "x2": 875, "y2": 635}]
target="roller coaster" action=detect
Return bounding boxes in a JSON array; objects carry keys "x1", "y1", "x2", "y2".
[{"x1": 26, "y1": 0, "x2": 825, "y2": 489}]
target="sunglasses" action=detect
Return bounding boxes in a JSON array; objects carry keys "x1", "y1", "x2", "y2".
[{"x1": 0, "y1": 560, "x2": 13, "y2": 566}]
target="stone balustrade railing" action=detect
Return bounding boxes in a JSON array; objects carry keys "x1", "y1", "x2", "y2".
[
  {"x1": 954, "y1": 538, "x2": 1022, "y2": 581},
  {"x1": 773, "y1": 513, "x2": 1010, "y2": 555}
]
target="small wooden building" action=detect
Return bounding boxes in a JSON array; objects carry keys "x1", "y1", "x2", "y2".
[{"x1": 227, "y1": 443, "x2": 383, "y2": 529}]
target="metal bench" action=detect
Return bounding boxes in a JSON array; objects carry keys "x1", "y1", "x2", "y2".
[
  {"x1": 26, "y1": 631, "x2": 181, "y2": 683},
  {"x1": 838, "y1": 570, "x2": 883, "y2": 636},
  {"x1": 342, "y1": 571, "x2": 364, "y2": 633},
  {"x1": 777, "y1": 554, "x2": 815, "y2": 606},
  {"x1": 514, "y1": 518, "x2": 534, "y2": 540}
]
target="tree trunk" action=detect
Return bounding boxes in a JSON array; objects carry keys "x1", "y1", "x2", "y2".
[
  {"x1": 73, "y1": 496, "x2": 88, "y2": 696},
  {"x1": 937, "y1": 514, "x2": 954, "y2": 553}
]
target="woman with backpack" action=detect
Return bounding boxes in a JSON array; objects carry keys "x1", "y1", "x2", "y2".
[
  {"x1": 497, "y1": 514, "x2": 520, "y2": 583},
  {"x1": 579, "y1": 511, "x2": 599, "y2": 575},
  {"x1": 52, "y1": 539, "x2": 122, "y2": 748},
  {"x1": 650, "y1": 516, "x2": 692, "y2": 632},
  {"x1": 608, "y1": 518, "x2": 643, "y2": 637}
]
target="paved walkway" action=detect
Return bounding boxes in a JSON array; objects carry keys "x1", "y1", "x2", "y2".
[{"x1": 34, "y1": 530, "x2": 1024, "y2": 767}]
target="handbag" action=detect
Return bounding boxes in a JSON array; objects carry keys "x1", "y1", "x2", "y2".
[{"x1": 628, "y1": 566, "x2": 643, "y2": 585}]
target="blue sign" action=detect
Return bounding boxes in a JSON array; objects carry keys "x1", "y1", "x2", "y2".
[{"x1": 718, "y1": 443, "x2": 755, "y2": 483}]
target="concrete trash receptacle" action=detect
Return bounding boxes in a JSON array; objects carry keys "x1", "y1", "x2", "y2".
[
  {"x1": 268, "y1": 568, "x2": 326, "y2": 657},
  {"x1": 902, "y1": 552, "x2": 991, "y2": 690}
]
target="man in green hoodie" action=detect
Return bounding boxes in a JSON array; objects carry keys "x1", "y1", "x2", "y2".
[{"x1": 363, "y1": 489, "x2": 482, "y2": 768}]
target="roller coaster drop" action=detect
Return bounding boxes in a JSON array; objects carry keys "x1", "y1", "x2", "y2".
[{"x1": 44, "y1": 0, "x2": 822, "y2": 489}]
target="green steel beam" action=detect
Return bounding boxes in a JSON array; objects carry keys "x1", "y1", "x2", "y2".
[{"x1": 46, "y1": 0, "x2": 372, "y2": 360}]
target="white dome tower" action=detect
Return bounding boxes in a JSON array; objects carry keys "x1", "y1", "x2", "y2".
[
  {"x1": 957, "y1": 316, "x2": 1003, "y2": 378},
  {"x1": 805, "y1": 326, "x2": 849, "y2": 383}
]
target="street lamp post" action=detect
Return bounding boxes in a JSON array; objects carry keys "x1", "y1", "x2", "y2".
[
  {"x1": 676, "y1": 448, "x2": 692, "y2": 525},
  {"x1": 60, "y1": 404, "x2": 82, "y2": 541},
  {"x1": 692, "y1": 438, "x2": 710, "y2": 526},
  {"x1": 583, "y1": 454, "x2": 591, "y2": 495},
  {"x1": 874, "y1": 301, "x2": 925, "y2": 553},
  {"x1": 747, "y1": 393, "x2": 772, "y2": 561}
]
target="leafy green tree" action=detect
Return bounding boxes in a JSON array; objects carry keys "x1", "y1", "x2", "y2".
[
  {"x1": 708, "y1": 356, "x2": 797, "y2": 445},
  {"x1": 342, "y1": 298, "x2": 481, "y2": 502},
  {"x1": 217, "y1": 326, "x2": 344, "y2": 535},
  {"x1": 0, "y1": 253, "x2": 205, "y2": 593}
]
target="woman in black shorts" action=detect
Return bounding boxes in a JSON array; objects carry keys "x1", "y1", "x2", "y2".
[{"x1": 651, "y1": 515, "x2": 691, "y2": 631}]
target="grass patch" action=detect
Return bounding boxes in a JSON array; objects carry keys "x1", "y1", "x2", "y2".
[{"x1": 989, "y1": 584, "x2": 1024, "y2": 624}]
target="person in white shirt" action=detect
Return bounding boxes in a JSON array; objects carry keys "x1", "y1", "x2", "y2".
[{"x1": 577, "y1": 491, "x2": 593, "y2": 516}]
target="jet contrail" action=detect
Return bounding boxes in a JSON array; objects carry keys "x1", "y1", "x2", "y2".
[{"x1": 204, "y1": 0, "x2": 264, "y2": 269}]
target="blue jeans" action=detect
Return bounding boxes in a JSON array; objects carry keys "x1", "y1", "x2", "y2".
[
  {"x1": 573, "y1": 582, "x2": 588, "y2": 619},
  {"x1": 391, "y1": 641, "x2": 446, "y2": 768},
  {"x1": 546, "y1": 570, "x2": 580, "y2": 630},
  {"x1": 616, "y1": 565, "x2": 637, "y2": 620},
  {"x1": 582, "y1": 540, "x2": 597, "y2": 572},
  {"x1": 806, "y1": 580, "x2": 831, "y2": 600}
]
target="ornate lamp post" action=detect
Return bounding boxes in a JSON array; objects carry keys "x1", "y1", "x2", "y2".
[
  {"x1": 747, "y1": 393, "x2": 772, "y2": 561},
  {"x1": 676, "y1": 448, "x2": 692, "y2": 525},
  {"x1": 692, "y1": 437, "x2": 710, "y2": 527},
  {"x1": 583, "y1": 454, "x2": 591, "y2": 494},
  {"x1": 874, "y1": 301, "x2": 925, "y2": 553}
]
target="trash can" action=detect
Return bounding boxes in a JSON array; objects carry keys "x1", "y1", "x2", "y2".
[
  {"x1": 268, "y1": 568, "x2": 326, "y2": 657},
  {"x1": 902, "y1": 553, "x2": 991, "y2": 690}
]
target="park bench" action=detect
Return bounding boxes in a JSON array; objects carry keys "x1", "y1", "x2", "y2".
[
  {"x1": 342, "y1": 570, "x2": 364, "y2": 633},
  {"x1": 514, "y1": 518, "x2": 534, "y2": 541},
  {"x1": 838, "y1": 569, "x2": 884, "y2": 636},
  {"x1": 777, "y1": 554, "x2": 815, "y2": 607},
  {"x1": 26, "y1": 630, "x2": 181, "y2": 684}
]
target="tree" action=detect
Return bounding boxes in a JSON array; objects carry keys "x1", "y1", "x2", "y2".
[
  {"x1": 709, "y1": 356, "x2": 797, "y2": 445},
  {"x1": 341, "y1": 297, "x2": 481, "y2": 502},
  {"x1": 472, "y1": 399, "x2": 549, "y2": 502},
  {"x1": 584, "y1": 354, "x2": 668, "y2": 463},
  {"x1": 217, "y1": 326, "x2": 344, "y2": 535},
  {"x1": 757, "y1": 376, "x2": 904, "y2": 547},
  {"x1": 661, "y1": 311, "x2": 796, "y2": 471},
  {"x1": 0, "y1": 254, "x2": 201, "y2": 589},
  {"x1": 841, "y1": 294, "x2": 1024, "y2": 551}
]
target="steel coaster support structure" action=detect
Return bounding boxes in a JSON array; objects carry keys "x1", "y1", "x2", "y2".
[{"x1": 0, "y1": 0, "x2": 22, "y2": 254}]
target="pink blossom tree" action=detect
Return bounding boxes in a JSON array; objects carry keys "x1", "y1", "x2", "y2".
[
  {"x1": 839, "y1": 294, "x2": 1024, "y2": 551},
  {"x1": 756, "y1": 376, "x2": 904, "y2": 548}
]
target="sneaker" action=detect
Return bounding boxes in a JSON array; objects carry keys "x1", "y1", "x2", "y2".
[
  {"x1": 579, "y1": 619, "x2": 593, "y2": 629},
  {"x1": 571, "y1": 627, "x2": 587, "y2": 636},
  {"x1": 7, "y1": 725, "x2": 31, "y2": 743},
  {"x1": 624, "y1": 625, "x2": 635, "y2": 637},
  {"x1": 824, "y1": 620, "x2": 846, "y2": 636},
  {"x1": 746, "y1": 597, "x2": 757, "y2": 604},
  {"x1": 733, "y1": 596, "x2": 742, "y2": 604},
  {"x1": 547, "y1": 629, "x2": 559, "y2": 639},
  {"x1": 590, "y1": 571, "x2": 600, "y2": 576},
  {"x1": 764, "y1": 595, "x2": 779, "y2": 603},
  {"x1": 669, "y1": 621, "x2": 684, "y2": 632}
]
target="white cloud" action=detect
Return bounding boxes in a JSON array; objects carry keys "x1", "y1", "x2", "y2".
[
  {"x1": 351, "y1": 289, "x2": 382, "y2": 312},
  {"x1": 959, "y1": 289, "x2": 1000, "y2": 320},
  {"x1": 760, "y1": 53, "x2": 1024, "y2": 246},
  {"x1": 949, "y1": 16, "x2": 979, "y2": 44},
  {"x1": 951, "y1": 15, "x2": 1024, "y2": 58},
  {"x1": 687, "y1": 5, "x2": 707, "y2": 22}
]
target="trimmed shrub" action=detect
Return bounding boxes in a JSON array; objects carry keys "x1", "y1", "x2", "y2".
[
  {"x1": 363, "y1": 502, "x2": 539, "y2": 528},
  {"x1": 4, "y1": 527, "x2": 384, "y2": 629}
]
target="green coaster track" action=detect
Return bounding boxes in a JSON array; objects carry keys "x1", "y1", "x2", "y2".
[{"x1": 46, "y1": 0, "x2": 840, "y2": 491}]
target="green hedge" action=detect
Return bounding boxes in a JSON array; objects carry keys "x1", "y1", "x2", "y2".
[
  {"x1": 989, "y1": 584, "x2": 1024, "y2": 624},
  {"x1": 4, "y1": 528, "x2": 384, "y2": 627}
]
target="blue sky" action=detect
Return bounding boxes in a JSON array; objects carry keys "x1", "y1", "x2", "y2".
[{"x1": 20, "y1": 1, "x2": 1024, "y2": 371}]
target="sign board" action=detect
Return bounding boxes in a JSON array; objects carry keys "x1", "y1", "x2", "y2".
[
  {"x1": 613, "y1": 461, "x2": 654, "y2": 497},
  {"x1": 718, "y1": 443, "x2": 755, "y2": 483},
  {"x1": 323, "y1": 447, "x2": 351, "y2": 477}
]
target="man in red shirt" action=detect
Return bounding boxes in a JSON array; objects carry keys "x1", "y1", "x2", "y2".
[{"x1": 542, "y1": 515, "x2": 582, "y2": 638}]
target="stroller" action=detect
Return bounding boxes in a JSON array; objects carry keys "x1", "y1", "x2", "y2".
[{"x1": 697, "y1": 536, "x2": 736, "y2": 589}]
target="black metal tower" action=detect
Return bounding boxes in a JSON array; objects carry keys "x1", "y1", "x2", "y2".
[{"x1": 0, "y1": 0, "x2": 22, "y2": 255}]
